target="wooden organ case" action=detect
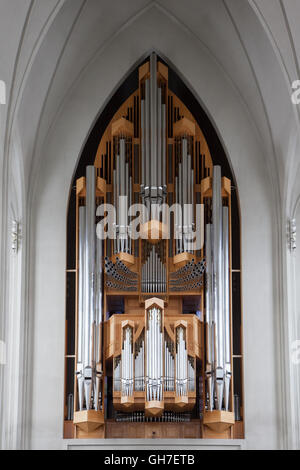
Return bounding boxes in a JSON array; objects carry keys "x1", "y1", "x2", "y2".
[{"x1": 64, "y1": 53, "x2": 244, "y2": 440}]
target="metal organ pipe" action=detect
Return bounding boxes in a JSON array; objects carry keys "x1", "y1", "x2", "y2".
[
  {"x1": 141, "y1": 52, "x2": 166, "y2": 211},
  {"x1": 146, "y1": 308, "x2": 163, "y2": 402},
  {"x1": 77, "y1": 206, "x2": 86, "y2": 410},
  {"x1": 150, "y1": 53, "x2": 157, "y2": 193},
  {"x1": 188, "y1": 357, "x2": 195, "y2": 392},
  {"x1": 84, "y1": 166, "x2": 96, "y2": 410},
  {"x1": 134, "y1": 338, "x2": 145, "y2": 391},
  {"x1": 141, "y1": 99, "x2": 145, "y2": 188},
  {"x1": 145, "y1": 78, "x2": 150, "y2": 211},
  {"x1": 114, "y1": 138, "x2": 132, "y2": 255},
  {"x1": 204, "y1": 165, "x2": 232, "y2": 412},
  {"x1": 205, "y1": 223, "x2": 214, "y2": 411},
  {"x1": 162, "y1": 103, "x2": 166, "y2": 191},
  {"x1": 223, "y1": 206, "x2": 231, "y2": 411},
  {"x1": 157, "y1": 86, "x2": 162, "y2": 191},
  {"x1": 76, "y1": 165, "x2": 104, "y2": 413},
  {"x1": 141, "y1": 246, "x2": 166, "y2": 293},
  {"x1": 175, "y1": 138, "x2": 194, "y2": 255},
  {"x1": 176, "y1": 327, "x2": 188, "y2": 397},
  {"x1": 114, "y1": 357, "x2": 121, "y2": 392},
  {"x1": 94, "y1": 235, "x2": 103, "y2": 411},
  {"x1": 176, "y1": 327, "x2": 188, "y2": 396},
  {"x1": 212, "y1": 166, "x2": 224, "y2": 410},
  {"x1": 121, "y1": 326, "x2": 134, "y2": 396}
]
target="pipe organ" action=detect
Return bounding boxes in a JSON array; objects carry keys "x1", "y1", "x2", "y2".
[{"x1": 68, "y1": 53, "x2": 243, "y2": 440}]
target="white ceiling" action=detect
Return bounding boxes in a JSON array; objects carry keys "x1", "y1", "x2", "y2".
[{"x1": 1, "y1": 0, "x2": 300, "y2": 213}]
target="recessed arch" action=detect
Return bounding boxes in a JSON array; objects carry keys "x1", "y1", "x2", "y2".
[{"x1": 64, "y1": 52, "x2": 243, "y2": 439}]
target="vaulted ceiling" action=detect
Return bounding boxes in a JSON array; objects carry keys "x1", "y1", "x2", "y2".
[{"x1": 1, "y1": 0, "x2": 300, "y2": 215}]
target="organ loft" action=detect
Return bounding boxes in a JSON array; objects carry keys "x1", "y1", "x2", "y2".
[{"x1": 64, "y1": 53, "x2": 244, "y2": 440}]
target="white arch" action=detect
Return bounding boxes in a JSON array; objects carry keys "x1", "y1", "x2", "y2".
[
  {"x1": 2, "y1": 0, "x2": 299, "y2": 450},
  {"x1": 27, "y1": 7, "x2": 278, "y2": 450}
]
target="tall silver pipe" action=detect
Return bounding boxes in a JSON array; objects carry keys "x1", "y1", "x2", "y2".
[
  {"x1": 113, "y1": 168, "x2": 117, "y2": 253},
  {"x1": 116, "y1": 154, "x2": 120, "y2": 251},
  {"x1": 77, "y1": 206, "x2": 86, "y2": 410},
  {"x1": 162, "y1": 103, "x2": 166, "y2": 188},
  {"x1": 157, "y1": 87, "x2": 162, "y2": 190},
  {"x1": 150, "y1": 53, "x2": 157, "y2": 190},
  {"x1": 141, "y1": 99, "x2": 145, "y2": 187},
  {"x1": 223, "y1": 206, "x2": 231, "y2": 410},
  {"x1": 129, "y1": 175, "x2": 132, "y2": 254},
  {"x1": 78, "y1": 207, "x2": 85, "y2": 366},
  {"x1": 146, "y1": 307, "x2": 163, "y2": 401},
  {"x1": 84, "y1": 165, "x2": 96, "y2": 410},
  {"x1": 146, "y1": 329, "x2": 149, "y2": 400},
  {"x1": 120, "y1": 139, "x2": 125, "y2": 195},
  {"x1": 94, "y1": 234, "x2": 103, "y2": 411},
  {"x1": 205, "y1": 223, "x2": 213, "y2": 410},
  {"x1": 212, "y1": 166, "x2": 224, "y2": 410},
  {"x1": 182, "y1": 139, "x2": 188, "y2": 251},
  {"x1": 119, "y1": 139, "x2": 126, "y2": 253},
  {"x1": 125, "y1": 161, "x2": 129, "y2": 252},
  {"x1": 187, "y1": 154, "x2": 191, "y2": 252},
  {"x1": 175, "y1": 175, "x2": 179, "y2": 254},
  {"x1": 145, "y1": 79, "x2": 150, "y2": 210},
  {"x1": 121, "y1": 327, "x2": 133, "y2": 396},
  {"x1": 178, "y1": 162, "x2": 182, "y2": 253}
]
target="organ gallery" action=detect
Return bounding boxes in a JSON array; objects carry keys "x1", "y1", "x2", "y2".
[{"x1": 64, "y1": 53, "x2": 243, "y2": 439}]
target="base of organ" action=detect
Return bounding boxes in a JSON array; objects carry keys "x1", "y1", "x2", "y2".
[
  {"x1": 65, "y1": 52, "x2": 244, "y2": 440},
  {"x1": 203, "y1": 410, "x2": 235, "y2": 433},
  {"x1": 73, "y1": 410, "x2": 104, "y2": 433}
]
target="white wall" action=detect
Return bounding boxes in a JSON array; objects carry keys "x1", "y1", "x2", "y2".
[
  {"x1": 2, "y1": 0, "x2": 300, "y2": 450},
  {"x1": 28, "y1": 7, "x2": 278, "y2": 449}
]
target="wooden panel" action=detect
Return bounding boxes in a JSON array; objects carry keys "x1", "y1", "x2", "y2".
[
  {"x1": 64, "y1": 421, "x2": 75, "y2": 439},
  {"x1": 76, "y1": 427, "x2": 105, "y2": 439},
  {"x1": 105, "y1": 421, "x2": 201, "y2": 439},
  {"x1": 232, "y1": 421, "x2": 244, "y2": 439},
  {"x1": 202, "y1": 426, "x2": 231, "y2": 439},
  {"x1": 183, "y1": 422, "x2": 201, "y2": 438}
]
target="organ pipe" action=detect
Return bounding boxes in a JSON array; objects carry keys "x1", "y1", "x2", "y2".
[
  {"x1": 205, "y1": 223, "x2": 214, "y2": 411},
  {"x1": 76, "y1": 165, "x2": 104, "y2": 412},
  {"x1": 176, "y1": 326, "x2": 188, "y2": 397},
  {"x1": 175, "y1": 138, "x2": 194, "y2": 255},
  {"x1": 146, "y1": 307, "x2": 163, "y2": 402},
  {"x1": 141, "y1": 246, "x2": 166, "y2": 293},
  {"x1": 205, "y1": 165, "x2": 232, "y2": 412},
  {"x1": 223, "y1": 206, "x2": 231, "y2": 411},
  {"x1": 121, "y1": 326, "x2": 134, "y2": 397},
  {"x1": 141, "y1": 52, "x2": 166, "y2": 210},
  {"x1": 114, "y1": 138, "x2": 132, "y2": 255},
  {"x1": 77, "y1": 206, "x2": 86, "y2": 410}
]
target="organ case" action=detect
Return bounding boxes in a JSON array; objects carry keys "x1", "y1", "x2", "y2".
[{"x1": 64, "y1": 53, "x2": 243, "y2": 440}]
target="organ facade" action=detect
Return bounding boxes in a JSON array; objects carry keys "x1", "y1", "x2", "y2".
[{"x1": 64, "y1": 53, "x2": 243, "y2": 440}]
